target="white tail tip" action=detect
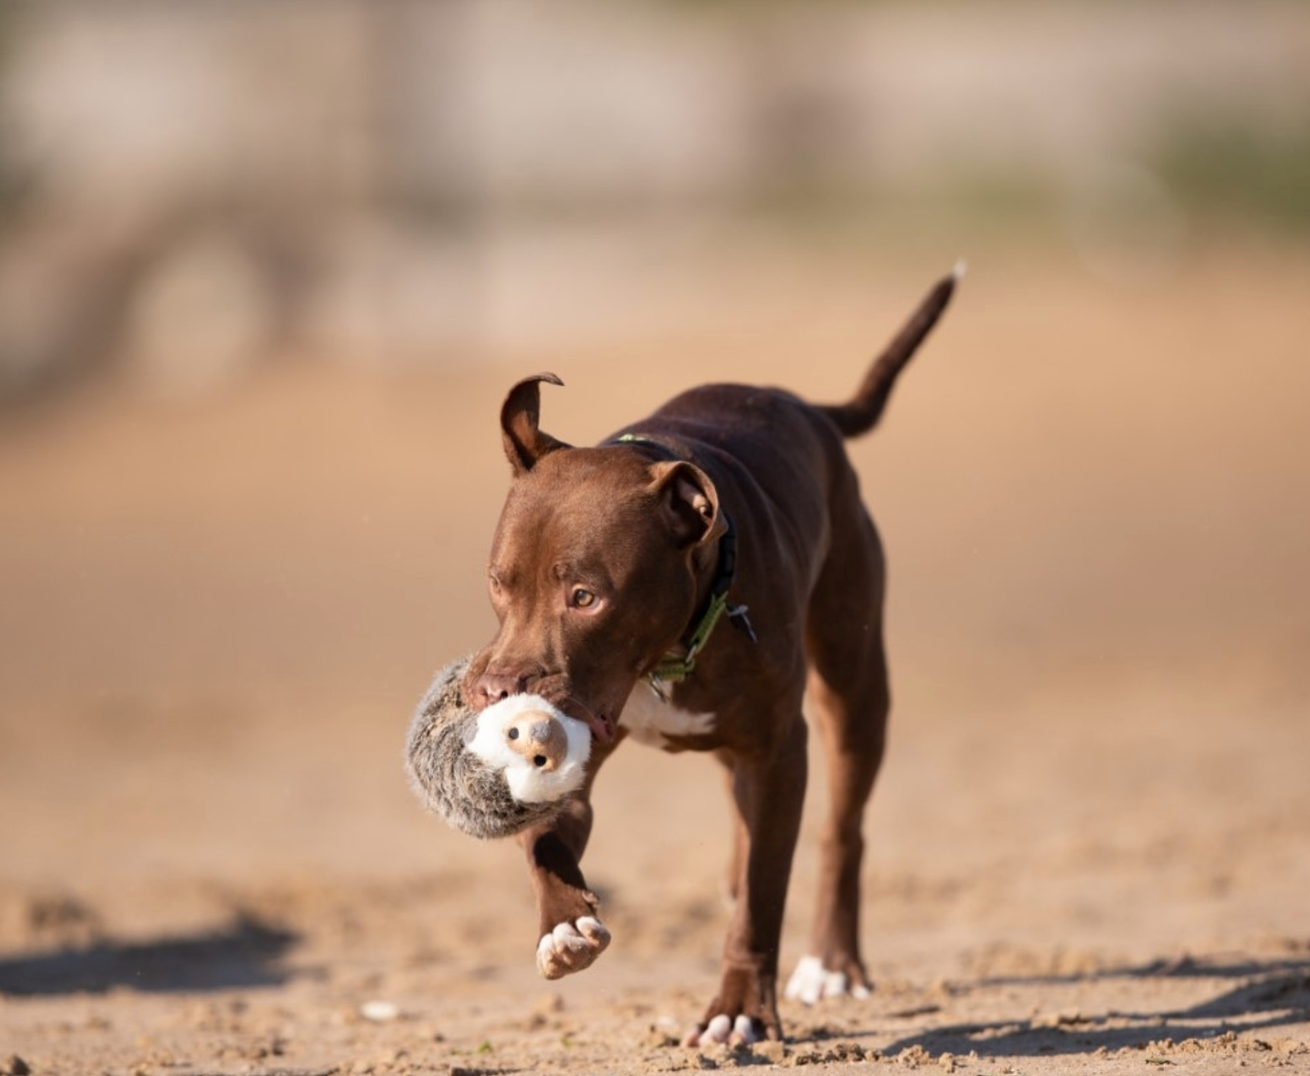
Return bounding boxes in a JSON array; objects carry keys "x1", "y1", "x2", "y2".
[{"x1": 952, "y1": 258, "x2": 968, "y2": 282}]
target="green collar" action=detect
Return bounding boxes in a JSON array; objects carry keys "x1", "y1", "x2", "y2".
[
  {"x1": 612, "y1": 433, "x2": 757, "y2": 696},
  {"x1": 647, "y1": 521, "x2": 740, "y2": 688}
]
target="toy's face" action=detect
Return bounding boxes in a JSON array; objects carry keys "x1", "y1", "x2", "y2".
[
  {"x1": 466, "y1": 694, "x2": 591, "y2": 804},
  {"x1": 461, "y1": 446, "x2": 705, "y2": 744}
]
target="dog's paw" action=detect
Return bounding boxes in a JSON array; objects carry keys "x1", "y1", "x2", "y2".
[
  {"x1": 536, "y1": 916, "x2": 610, "y2": 980},
  {"x1": 682, "y1": 966, "x2": 779, "y2": 1047},
  {"x1": 683, "y1": 1013, "x2": 763, "y2": 1047},
  {"x1": 783, "y1": 955, "x2": 871, "y2": 1005}
]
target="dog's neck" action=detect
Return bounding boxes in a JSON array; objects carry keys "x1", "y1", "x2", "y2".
[{"x1": 607, "y1": 433, "x2": 756, "y2": 695}]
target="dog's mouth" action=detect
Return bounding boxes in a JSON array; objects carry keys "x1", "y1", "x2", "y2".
[
  {"x1": 556, "y1": 701, "x2": 613, "y2": 745},
  {"x1": 585, "y1": 712, "x2": 615, "y2": 744},
  {"x1": 526, "y1": 679, "x2": 616, "y2": 745},
  {"x1": 467, "y1": 664, "x2": 617, "y2": 745}
]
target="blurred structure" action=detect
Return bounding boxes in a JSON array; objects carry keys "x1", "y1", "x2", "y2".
[{"x1": 1, "y1": 0, "x2": 1307, "y2": 401}]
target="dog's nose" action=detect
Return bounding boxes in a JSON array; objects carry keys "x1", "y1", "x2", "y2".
[{"x1": 474, "y1": 671, "x2": 527, "y2": 707}]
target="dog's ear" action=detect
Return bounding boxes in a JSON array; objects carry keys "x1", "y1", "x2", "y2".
[
  {"x1": 501, "y1": 373, "x2": 570, "y2": 474},
  {"x1": 650, "y1": 461, "x2": 727, "y2": 549}
]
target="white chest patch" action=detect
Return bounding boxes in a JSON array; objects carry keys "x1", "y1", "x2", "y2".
[{"x1": 620, "y1": 685, "x2": 717, "y2": 748}]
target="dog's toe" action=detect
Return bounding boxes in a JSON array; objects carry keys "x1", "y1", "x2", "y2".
[
  {"x1": 682, "y1": 1012, "x2": 763, "y2": 1047},
  {"x1": 729, "y1": 1014, "x2": 762, "y2": 1045},
  {"x1": 784, "y1": 955, "x2": 871, "y2": 1005},
  {"x1": 683, "y1": 1013, "x2": 731, "y2": 1047},
  {"x1": 536, "y1": 916, "x2": 611, "y2": 979},
  {"x1": 703, "y1": 1014, "x2": 734, "y2": 1044}
]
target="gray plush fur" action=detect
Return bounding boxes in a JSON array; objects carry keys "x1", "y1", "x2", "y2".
[{"x1": 405, "y1": 656, "x2": 567, "y2": 840}]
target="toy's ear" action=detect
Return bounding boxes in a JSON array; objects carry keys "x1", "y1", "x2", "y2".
[
  {"x1": 649, "y1": 460, "x2": 727, "y2": 549},
  {"x1": 501, "y1": 373, "x2": 570, "y2": 474}
]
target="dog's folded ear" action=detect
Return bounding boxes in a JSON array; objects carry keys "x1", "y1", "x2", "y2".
[
  {"x1": 650, "y1": 461, "x2": 727, "y2": 549},
  {"x1": 502, "y1": 373, "x2": 571, "y2": 473}
]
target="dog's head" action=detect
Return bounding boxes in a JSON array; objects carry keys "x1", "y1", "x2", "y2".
[{"x1": 461, "y1": 373, "x2": 725, "y2": 743}]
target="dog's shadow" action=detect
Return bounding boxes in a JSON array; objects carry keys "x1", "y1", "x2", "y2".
[
  {"x1": 870, "y1": 955, "x2": 1310, "y2": 1059},
  {"x1": 0, "y1": 912, "x2": 298, "y2": 996}
]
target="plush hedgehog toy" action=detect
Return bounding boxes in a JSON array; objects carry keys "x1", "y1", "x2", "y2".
[{"x1": 405, "y1": 657, "x2": 593, "y2": 839}]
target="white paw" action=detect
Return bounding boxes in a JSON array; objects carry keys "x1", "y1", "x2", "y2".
[
  {"x1": 684, "y1": 1013, "x2": 760, "y2": 1047},
  {"x1": 783, "y1": 955, "x2": 870, "y2": 1005},
  {"x1": 535, "y1": 916, "x2": 610, "y2": 980}
]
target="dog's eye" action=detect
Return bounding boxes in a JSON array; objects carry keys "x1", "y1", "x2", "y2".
[
  {"x1": 533, "y1": 754, "x2": 547, "y2": 767},
  {"x1": 507, "y1": 727, "x2": 519, "y2": 740},
  {"x1": 571, "y1": 588, "x2": 597, "y2": 609}
]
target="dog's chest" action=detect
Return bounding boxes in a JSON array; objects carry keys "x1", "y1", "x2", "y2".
[{"x1": 620, "y1": 686, "x2": 716, "y2": 748}]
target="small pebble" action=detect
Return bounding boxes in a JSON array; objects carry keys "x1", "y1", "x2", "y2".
[{"x1": 359, "y1": 999, "x2": 399, "y2": 1022}]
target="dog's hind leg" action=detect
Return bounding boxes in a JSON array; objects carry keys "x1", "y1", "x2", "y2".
[{"x1": 786, "y1": 494, "x2": 890, "y2": 1004}]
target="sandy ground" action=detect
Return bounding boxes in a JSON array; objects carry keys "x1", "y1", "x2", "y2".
[{"x1": 2, "y1": 243, "x2": 1309, "y2": 1075}]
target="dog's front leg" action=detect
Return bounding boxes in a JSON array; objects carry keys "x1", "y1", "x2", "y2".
[
  {"x1": 686, "y1": 716, "x2": 808, "y2": 1046},
  {"x1": 521, "y1": 788, "x2": 612, "y2": 979}
]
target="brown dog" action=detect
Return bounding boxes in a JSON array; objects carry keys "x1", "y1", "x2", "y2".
[{"x1": 460, "y1": 268, "x2": 959, "y2": 1045}]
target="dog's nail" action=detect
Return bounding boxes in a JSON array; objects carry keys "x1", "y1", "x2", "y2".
[
  {"x1": 552, "y1": 922, "x2": 588, "y2": 952},
  {"x1": 729, "y1": 1014, "x2": 758, "y2": 1044},
  {"x1": 536, "y1": 933, "x2": 563, "y2": 979},
  {"x1": 702, "y1": 1014, "x2": 733, "y2": 1044},
  {"x1": 575, "y1": 916, "x2": 610, "y2": 948}
]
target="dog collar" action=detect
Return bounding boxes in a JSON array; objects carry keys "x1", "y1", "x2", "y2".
[
  {"x1": 613, "y1": 433, "x2": 758, "y2": 696},
  {"x1": 646, "y1": 515, "x2": 751, "y2": 689}
]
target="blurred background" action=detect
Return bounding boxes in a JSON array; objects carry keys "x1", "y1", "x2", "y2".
[
  {"x1": 1, "y1": 1, "x2": 1309, "y2": 1057},
  {"x1": 3, "y1": 0, "x2": 1309, "y2": 393}
]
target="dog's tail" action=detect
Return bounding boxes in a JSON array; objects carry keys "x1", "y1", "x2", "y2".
[{"x1": 819, "y1": 261, "x2": 963, "y2": 439}]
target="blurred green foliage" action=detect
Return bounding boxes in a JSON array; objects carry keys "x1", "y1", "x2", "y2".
[
  {"x1": 0, "y1": 4, "x2": 35, "y2": 231},
  {"x1": 1154, "y1": 119, "x2": 1310, "y2": 233}
]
